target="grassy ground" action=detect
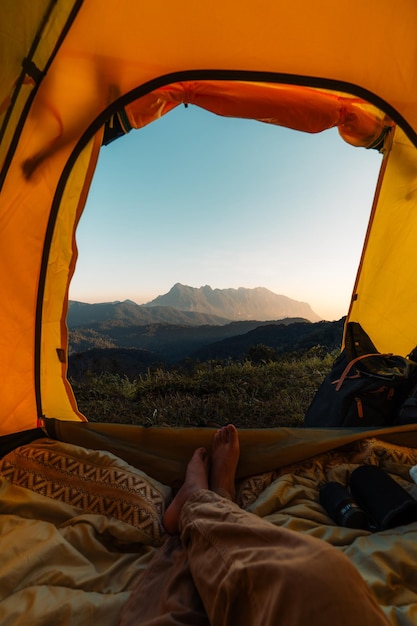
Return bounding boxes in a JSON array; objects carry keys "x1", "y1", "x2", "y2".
[{"x1": 70, "y1": 348, "x2": 336, "y2": 428}]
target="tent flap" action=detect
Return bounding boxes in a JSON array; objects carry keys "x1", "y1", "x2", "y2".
[{"x1": 123, "y1": 81, "x2": 394, "y2": 149}]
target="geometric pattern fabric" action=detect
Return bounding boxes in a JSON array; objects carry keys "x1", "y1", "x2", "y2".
[{"x1": 0, "y1": 443, "x2": 167, "y2": 545}]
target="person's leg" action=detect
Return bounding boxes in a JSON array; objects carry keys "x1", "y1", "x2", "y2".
[
  {"x1": 118, "y1": 534, "x2": 209, "y2": 626},
  {"x1": 163, "y1": 425, "x2": 239, "y2": 535},
  {"x1": 210, "y1": 422, "x2": 240, "y2": 501},
  {"x1": 163, "y1": 447, "x2": 209, "y2": 535},
  {"x1": 181, "y1": 491, "x2": 389, "y2": 626},
  {"x1": 119, "y1": 448, "x2": 210, "y2": 626},
  {"x1": 166, "y1": 426, "x2": 389, "y2": 626}
]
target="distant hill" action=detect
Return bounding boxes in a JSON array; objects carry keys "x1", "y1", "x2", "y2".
[
  {"x1": 68, "y1": 284, "x2": 321, "y2": 329},
  {"x1": 68, "y1": 299, "x2": 231, "y2": 328},
  {"x1": 192, "y1": 318, "x2": 345, "y2": 361},
  {"x1": 67, "y1": 285, "x2": 331, "y2": 379},
  {"x1": 143, "y1": 284, "x2": 321, "y2": 322},
  {"x1": 69, "y1": 318, "x2": 308, "y2": 361},
  {"x1": 68, "y1": 317, "x2": 344, "y2": 379},
  {"x1": 69, "y1": 348, "x2": 160, "y2": 380}
]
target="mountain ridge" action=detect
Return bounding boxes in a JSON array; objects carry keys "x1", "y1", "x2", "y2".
[
  {"x1": 67, "y1": 284, "x2": 330, "y2": 378},
  {"x1": 68, "y1": 284, "x2": 321, "y2": 329},
  {"x1": 69, "y1": 318, "x2": 309, "y2": 359},
  {"x1": 68, "y1": 317, "x2": 344, "y2": 380},
  {"x1": 67, "y1": 299, "x2": 231, "y2": 328},
  {"x1": 143, "y1": 283, "x2": 321, "y2": 322}
]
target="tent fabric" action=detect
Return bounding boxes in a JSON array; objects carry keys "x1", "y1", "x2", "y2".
[
  {"x1": 1, "y1": 0, "x2": 417, "y2": 437},
  {"x1": 122, "y1": 81, "x2": 393, "y2": 149},
  {"x1": 40, "y1": 131, "x2": 103, "y2": 423},
  {"x1": 44, "y1": 420, "x2": 417, "y2": 486},
  {"x1": 0, "y1": 0, "x2": 82, "y2": 180},
  {"x1": 348, "y1": 126, "x2": 417, "y2": 356}
]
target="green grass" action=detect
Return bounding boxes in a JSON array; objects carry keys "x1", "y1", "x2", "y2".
[{"x1": 70, "y1": 348, "x2": 336, "y2": 428}]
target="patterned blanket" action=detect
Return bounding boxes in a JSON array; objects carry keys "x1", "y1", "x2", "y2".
[
  {"x1": 0, "y1": 436, "x2": 416, "y2": 625},
  {"x1": 0, "y1": 439, "x2": 169, "y2": 544}
]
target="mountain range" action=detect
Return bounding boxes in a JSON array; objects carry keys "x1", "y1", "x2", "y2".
[
  {"x1": 68, "y1": 283, "x2": 321, "y2": 327},
  {"x1": 67, "y1": 284, "x2": 341, "y2": 380},
  {"x1": 143, "y1": 283, "x2": 321, "y2": 322},
  {"x1": 67, "y1": 299, "x2": 230, "y2": 328}
]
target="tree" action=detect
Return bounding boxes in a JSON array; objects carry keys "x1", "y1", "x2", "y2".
[{"x1": 246, "y1": 344, "x2": 278, "y2": 365}]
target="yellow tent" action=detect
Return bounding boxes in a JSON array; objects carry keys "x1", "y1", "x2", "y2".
[
  {"x1": 2, "y1": 0, "x2": 417, "y2": 438},
  {"x1": 3, "y1": 3, "x2": 417, "y2": 624}
]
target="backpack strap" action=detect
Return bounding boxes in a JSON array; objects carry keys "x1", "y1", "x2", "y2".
[{"x1": 334, "y1": 353, "x2": 393, "y2": 391}]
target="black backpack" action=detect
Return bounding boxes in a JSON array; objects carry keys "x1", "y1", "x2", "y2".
[{"x1": 304, "y1": 322, "x2": 417, "y2": 427}]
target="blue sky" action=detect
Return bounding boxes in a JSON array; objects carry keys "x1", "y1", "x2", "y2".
[{"x1": 69, "y1": 104, "x2": 382, "y2": 321}]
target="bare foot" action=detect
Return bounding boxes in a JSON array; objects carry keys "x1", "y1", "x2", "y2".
[
  {"x1": 163, "y1": 447, "x2": 209, "y2": 534},
  {"x1": 210, "y1": 424, "x2": 240, "y2": 501}
]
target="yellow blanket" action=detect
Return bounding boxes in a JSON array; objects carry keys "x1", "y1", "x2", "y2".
[
  {"x1": 0, "y1": 435, "x2": 416, "y2": 625},
  {"x1": 239, "y1": 438, "x2": 417, "y2": 626},
  {"x1": 0, "y1": 439, "x2": 171, "y2": 626}
]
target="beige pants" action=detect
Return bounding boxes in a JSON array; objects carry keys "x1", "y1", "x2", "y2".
[{"x1": 119, "y1": 490, "x2": 389, "y2": 626}]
